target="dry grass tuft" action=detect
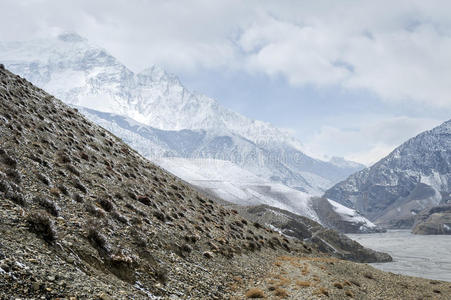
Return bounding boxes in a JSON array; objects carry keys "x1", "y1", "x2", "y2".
[
  {"x1": 313, "y1": 287, "x2": 329, "y2": 297},
  {"x1": 333, "y1": 282, "x2": 344, "y2": 289},
  {"x1": 345, "y1": 290, "x2": 354, "y2": 297},
  {"x1": 296, "y1": 280, "x2": 311, "y2": 287},
  {"x1": 245, "y1": 288, "x2": 265, "y2": 298},
  {"x1": 274, "y1": 287, "x2": 289, "y2": 298},
  {"x1": 275, "y1": 275, "x2": 291, "y2": 287}
]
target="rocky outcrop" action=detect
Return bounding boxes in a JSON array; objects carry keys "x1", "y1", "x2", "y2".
[
  {"x1": 235, "y1": 205, "x2": 392, "y2": 263},
  {"x1": 412, "y1": 204, "x2": 451, "y2": 234},
  {"x1": 324, "y1": 120, "x2": 451, "y2": 228},
  {"x1": 311, "y1": 197, "x2": 385, "y2": 233}
]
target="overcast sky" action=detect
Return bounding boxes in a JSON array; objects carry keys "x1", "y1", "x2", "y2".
[{"x1": 1, "y1": 0, "x2": 450, "y2": 165}]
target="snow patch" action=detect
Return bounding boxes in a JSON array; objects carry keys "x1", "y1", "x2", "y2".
[{"x1": 327, "y1": 199, "x2": 376, "y2": 228}]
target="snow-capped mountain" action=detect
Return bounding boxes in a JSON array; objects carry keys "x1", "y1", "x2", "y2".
[
  {"x1": 156, "y1": 157, "x2": 379, "y2": 233},
  {"x1": 155, "y1": 157, "x2": 318, "y2": 220},
  {"x1": 79, "y1": 107, "x2": 359, "y2": 194},
  {"x1": 0, "y1": 32, "x2": 364, "y2": 194},
  {"x1": 325, "y1": 119, "x2": 451, "y2": 228}
]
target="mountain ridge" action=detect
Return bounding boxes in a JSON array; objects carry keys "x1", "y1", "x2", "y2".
[
  {"x1": 324, "y1": 119, "x2": 451, "y2": 228},
  {"x1": 0, "y1": 32, "x2": 364, "y2": 194}
]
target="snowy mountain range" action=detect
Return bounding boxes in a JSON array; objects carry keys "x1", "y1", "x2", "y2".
[
  {"x1": 325, "y1": 119, "x2": 451, "y2": 228},
  {"x1": 0, "y1": 32, "x2": 379, "y2": 234},
  {"x1": 0, "y1": 32, "x2": 364, "y2": 195}
]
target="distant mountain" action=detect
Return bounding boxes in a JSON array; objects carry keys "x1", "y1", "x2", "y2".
[
  {"x1": 76, "y1": 108, "x2": 378, "y2": 233},
  {"x1": 325, "y1": 119, "x2": 451, "y2": 229},
  {"x1": 0, "y1": 32, "x2": 364, "y2": 194}
]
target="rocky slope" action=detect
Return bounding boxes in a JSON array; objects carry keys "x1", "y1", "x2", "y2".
[
  {"x1": 0, "y1": 65, "x2": 313, "y2": 298},
  {"x1": 311, "y1": 197, "x2": 385, "y2": 234},
  {"x1": 0, "y1": 65, "x2": 448, "y2": 299},
  {"x1": 0, "y1": 33, "x2": 364, "y2": 195},
  {"x1": 412, "y1": 204, "x2": 451, "y2": 235},
  {"x1": 233, "y1": 205, "x2": 391, "y2": 263},
  {"x1": 325, "y1": 119, "x2": 451, "y2": 229}
]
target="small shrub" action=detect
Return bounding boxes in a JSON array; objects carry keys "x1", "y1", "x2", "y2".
[
  {"x1": 349, "y1": 279, "x2": 360, "y2": 287},
  {"x1": 73, "y1": 178, "x2": 87, "y2": 193},
  {"x1": 1, "y1": 152, "x2": 17, "y2": 168},
  {"x1": 153, "y1": 210, "x2": 166, "y2": 222},
  {"x1": 253, "y1": 222, "x2": 262, "y2": 229},
  {"x1": 34, "y1": 196, "x2": 60, "y2": 217},
  {"x1": 73, "y1": 192, "x2": 83, "y2": 203},
  {"x1": 245, "y1": 288, "x2": 265, "y2": 298},
  {"x1": 49, "y1": 187, "x2": 60, "y2": 197},
  {"x1": 274, "y1": 287, "x2": 289, "y2": 298},
  {"x1": 153, "y1": 264, "x2": 168, "y2": 284},
  {"x1": 111, "y1": 211, "x2": 128, "y2": 224},
  {"x1": 86, "y1": 222, "x2": 109, "y2": 252},
  {"x1": 313, "y1": 287, "x2": 329, "y2": 297},
  {"x1": 58, "y1": 184, "x2": 69, "y2": 196},
  {"x1": 80, "y1": 152, "x2": 89, "y2": 161},
  {"x1": 0, "y1": 178, "x2": 9, "y2": 193},
  {"x1": 85, "y1": 202, "x2": 105, "y2": 218},
  {"x1": 66, "y1": 164, "x2": 80, "y2": 176},
  {"x1": 296, "y1": 281, "x2": 311, "y2": 287},
  {"x1": 58, "y1": 153, "x2": 71, "y2": 163},
  {"x1": 6, "y1": 190, "x2": 27, "y2": 206},
  {"x1": 333, "y1": 282, "x2": 344, "y2": 289},
  {"x1": 137, "y1": 195, "x2": 151, "y2": 206},
  {"x1": 6, "y1": 169, "x2": 21, "y2": 183},
  {"x1": 26, "y1": 210, "x2": 56, "y2": 242},
  {"x1": 98, "y1": 198, "x2": 114, "y2": 212},
  {"x1": 345, "y1": 290, "x2": 354, "y2": 297},
  {"x1": 37, "y1": 173, "x2": 50, "y2": 185},
  {"x1": 181, "y1": 243, "x2": 193, "y2": 253}
]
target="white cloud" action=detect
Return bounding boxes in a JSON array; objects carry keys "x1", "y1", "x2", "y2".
[
  {"x1": 0, "y1": 0, "x2": 449, "y2": 164},
  {"x1": 2, "y1": 1, "x2": 451, "y2": 109},
  {"x1": 237, "y1": 2, "x2": 451, "y2": 108},
  {"x1": 302, "y1": 116, "x2": 442, "y2": 165}
]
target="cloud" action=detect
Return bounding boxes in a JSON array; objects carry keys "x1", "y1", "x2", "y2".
[
  {"x1": 237, "y1": 2, "x2": 451, "y2": 108},
  {"x1": 302, "y1": 116, "x2": 442, "y2": 165},
  {"x1": 1, "y1": 1, "x2": 450, "y2": 108}
]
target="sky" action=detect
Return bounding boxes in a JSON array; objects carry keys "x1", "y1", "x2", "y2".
[{"x1": 1, "y1": 0, "x2": 450, "y2": 165}]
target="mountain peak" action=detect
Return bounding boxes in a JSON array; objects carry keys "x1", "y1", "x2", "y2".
[
  {"x1": 57, "y1": 32, "x2": 86, "y2": 43},
  {"x1": 138, "y1": 65, "x2": 180, "y2": 83}
]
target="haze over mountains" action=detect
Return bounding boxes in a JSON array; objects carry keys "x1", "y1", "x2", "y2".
[
  {"x1": 4, "y1": 32, "x2": 448, "y2": 235},
  {"x1": 0, "y1": 32, "x2": 364, "y2": 196},
  {"x1": 0, "y1": 32, "x2": 384, "y2": 234}
]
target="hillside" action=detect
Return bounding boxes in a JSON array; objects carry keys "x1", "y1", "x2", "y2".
[
  {"x1": 325, "y1": 119, "x2": 451, "y2": 229},
  {"x1": 1, "y1": 65, "x2": 450, "y2": 299}
]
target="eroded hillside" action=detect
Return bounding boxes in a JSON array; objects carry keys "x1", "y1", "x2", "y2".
[{"x1": 0, "y1": 66, "x2": 314, "y2": 298}]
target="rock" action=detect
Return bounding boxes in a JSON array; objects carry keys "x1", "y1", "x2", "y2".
[
  {"x1": 412, "y1": 204, "x2": 451, "y2": 235},
  {"x1": 235, "y1": 204, "x2": 392, "y2": 263},
  {"x1": 311, "y1": 197, "x2": 385, "y2": 233}
]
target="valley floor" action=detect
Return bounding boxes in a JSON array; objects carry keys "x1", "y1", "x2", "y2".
[{"x1": 233, "y1": 255, "x2": 451, "y2": 299}]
